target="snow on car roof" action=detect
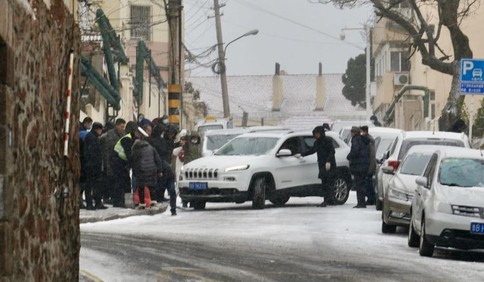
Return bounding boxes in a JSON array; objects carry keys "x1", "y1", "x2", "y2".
[
  {"x1": 436, "y1": 147, "x2": 484, "y2": 159},
  {"x1": 402, "y1": 131, "x2": 467, "y2": 140}
]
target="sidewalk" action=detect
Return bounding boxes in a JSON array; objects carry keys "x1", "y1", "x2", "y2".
[{"x1": 79, "y1": 202, "x2": 169, "y2": 224}]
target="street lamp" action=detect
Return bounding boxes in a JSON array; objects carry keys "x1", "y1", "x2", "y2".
[
  {"x1": 215, "y1": 29, "x2": 259, "y2": 118},
  {"x1": 340, "y1": 25, "x2": 372, "y2": 120}
]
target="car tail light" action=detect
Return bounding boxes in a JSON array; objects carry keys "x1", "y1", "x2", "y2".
[{"x1": 388, "y1": 160, "x2": 401, "y2": 171}]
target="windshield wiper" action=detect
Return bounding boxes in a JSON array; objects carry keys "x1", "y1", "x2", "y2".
[{"x1": 441, "y1": 183, "x2": 462, "y2": 187}]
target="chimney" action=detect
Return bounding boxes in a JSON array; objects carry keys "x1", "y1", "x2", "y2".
[
  {"x1": 315, "y1": 62, "x2": 326, "y2": 111},
  {"x1": 272, "y1": 63, "x2": 283, "y2": 111}
]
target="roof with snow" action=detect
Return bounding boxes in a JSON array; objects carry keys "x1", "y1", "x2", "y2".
[{"x1": 187, "y1": 74, "x2": 365, "y2": 125}]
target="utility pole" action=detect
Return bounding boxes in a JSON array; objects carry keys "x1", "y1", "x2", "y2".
[
  {"x1": 167, "y1": 0, "x2": 182, "y2": 125},
  {"x1": 214, "y1": 0, "x2": 230, "y2": 118}
]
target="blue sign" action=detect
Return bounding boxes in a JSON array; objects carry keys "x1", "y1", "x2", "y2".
[{"x1": 460, "y1": 59, "x2": 484, "y2": 94}]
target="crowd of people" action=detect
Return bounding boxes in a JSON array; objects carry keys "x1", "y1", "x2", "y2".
[
  {"x1": 303, "y1": 124, "x2": 376, "y2": 208},
  {"x1": 78, "y1": 115, "x2": 202, "y2": 216}
]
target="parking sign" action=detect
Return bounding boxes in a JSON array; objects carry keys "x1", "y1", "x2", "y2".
[{"x1": 460, "y1": 59, "x2": 484, "y2": 94}]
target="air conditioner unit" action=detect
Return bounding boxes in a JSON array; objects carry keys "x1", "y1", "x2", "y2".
[{"x1": 394, "y1": 73, "x2": 409, "y2": 86}]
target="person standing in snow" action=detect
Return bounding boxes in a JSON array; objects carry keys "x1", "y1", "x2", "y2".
[
  {"x1": 82, "y1": 122, "x2": 107, "y2": 210},
  {"x1": 347, "y1": 126, "x2": 370, "y2": 208},
  {"x1": 360, "y1": 126, "x2": 376, "y2": 206},
  {"x1": 132, "y1": 127, "x2": 163, "y2": 209},
  {"x1": 301, "y1": 126, "x2": 336, "y2": 207}
]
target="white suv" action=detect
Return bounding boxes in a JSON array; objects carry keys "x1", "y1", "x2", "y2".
[
  {"x1": 376, "y1": 131, "x2": 470, "y2": 210},
  {"x1": 179, "y1": 130, "x2": 352, "y2": 210},
  {"x1": 408, "y1": 147, "x2": 484, "y2": 257}
]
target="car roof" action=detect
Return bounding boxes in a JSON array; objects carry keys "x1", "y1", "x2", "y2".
[
  {"x1": 402, "y1": 131, "x2": 467, "y2": 140},
  {"x1": 203, "y1": 128, "x2": 248, "y2": 136},
  {"x1": 435, "y1": 147, "x2": 484, "y2": 159},
  {"x1": 406, "y1": 145, "x2": 457, "y2": 155},
  {"x1": 368, "y1": 127, "x2": 404, "y2": 134},
  {"x1": 235, "y1": 129, "x2": 339, "y2": 139}
]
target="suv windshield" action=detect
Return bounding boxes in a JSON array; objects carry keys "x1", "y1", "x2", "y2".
[
  {"x1": 439, "y1": 158, "x2": 484, "y2": 187},
  {"x1": 399, "y1": 153, "x2": 432, "y2": 175},
  {"x1": 398, "y1": 139, "x2": 463, "y2": 160},
  {"x1": 206, "y1": 134, "x2": 241, "y2": 151},
  {"x1": 215, "y1": 137, "x2": 279, "y2": 156}
]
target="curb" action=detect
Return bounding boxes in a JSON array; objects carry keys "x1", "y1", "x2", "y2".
[
  {"x1": 80, "y1": 203, "x2": 169, "y2": 224},
  {"x1": 79, "y1": 270, "x2": 103, "y2": 282}
]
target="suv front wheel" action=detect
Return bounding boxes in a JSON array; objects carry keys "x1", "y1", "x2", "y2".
[{"x1": 252, "y1": 177, "x2": 267, "y2": 209}]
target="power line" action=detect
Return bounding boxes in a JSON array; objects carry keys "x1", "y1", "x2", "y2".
[{"x1": 232, "y1": 0, "x2": 364, "y2": 50}]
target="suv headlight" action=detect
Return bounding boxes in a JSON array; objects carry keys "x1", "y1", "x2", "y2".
[
  {"x1": 388, "y1": 187, "x2": 412, "y2": 202},
  {"x1": 225, "y1": 165, "x2": 250, "y2": 172}
]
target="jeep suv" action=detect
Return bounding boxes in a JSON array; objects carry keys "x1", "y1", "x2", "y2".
[{"x1": 178, "y1": 130, "x2": 352, "y2": 210}]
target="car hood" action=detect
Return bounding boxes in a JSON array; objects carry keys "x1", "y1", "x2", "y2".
[
  {"x1": 438, "y1": 185, "x2": 484, "y2": 207},
  {"x1": 183, "y1": 155, "x2": 265, "y2": 171},
  {"x1": 390, "y1": 173, "x2": 419, "y2": 194}
]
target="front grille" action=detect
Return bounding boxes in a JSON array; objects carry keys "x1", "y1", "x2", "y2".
[
  {"x1": 185, "y1": 168, "x2": 219, "y2": 180},
  {"x1": 452, "y1": 205, "x2": 482, "y2": 218}
]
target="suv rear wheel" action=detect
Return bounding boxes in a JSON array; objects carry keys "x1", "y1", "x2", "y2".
[{"x1": 252, "y1": 177, "x2": 267, "y2": 209}]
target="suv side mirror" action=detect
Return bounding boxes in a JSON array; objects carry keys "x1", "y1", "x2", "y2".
[
  {"x1": 383, "y1": 150, "x2": 390, "y2": 160},
  {"x1": 277, "y1": 149, "x2": 292, "y2": 157},
  {"x1": 416, "y1": 176, "x2": 429, "y2": 189},
  {"x1": 381, "y1": 166, "x2": 395, "y2": 175}
]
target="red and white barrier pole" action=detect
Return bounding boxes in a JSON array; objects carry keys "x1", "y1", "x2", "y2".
[{"x1": 64, "y1": 53, "x2": 74, "y2": 157}]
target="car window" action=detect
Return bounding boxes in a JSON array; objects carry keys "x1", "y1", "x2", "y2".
[
  {"x1": 206, "y1": 134, "x2": 241, "y2": 151},
  {"x1": 279, "y1": 137, "x2": 302, "y2": 155},
  {"x1": 302, "y1": 136, "x2": 339, "y2": 150},
  {"x1": 399, "y1": 153, "x2": 432, "y2": 176},
  {"x1": 398, "y1": 139, "x2": 464, "y2": 160},
  {"x1": 215, "y1": 137, "x2": 279, "y2": 156},
  {"x1": 389, "y1": 136, "x2": 399, "y2": 155},
  {"x1": 439, "y1": 158, "x2": 484, "y2": 187},
  {"x1": 375, "y1": 136, "x2": 396, "y2": 159},
  {"x1": 423, "y1": 154, "x2": 438, "y2": 187}
]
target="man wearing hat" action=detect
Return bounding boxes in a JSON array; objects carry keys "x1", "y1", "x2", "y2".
[
  {"x1": 347, "y1": 126, "x2": 370, "y2": 208},
  {"x1": 302, "y1": 126, "x2": 336, "y2": 207}
]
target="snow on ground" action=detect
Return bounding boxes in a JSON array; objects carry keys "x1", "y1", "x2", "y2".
[{"x1": 81, "y1": 192, "x2": 484, "y2": 281}]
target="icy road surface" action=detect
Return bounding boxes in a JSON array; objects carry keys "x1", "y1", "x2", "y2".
[{"x1": 80, "y1": 192, "x2": 484, "y2": 281}]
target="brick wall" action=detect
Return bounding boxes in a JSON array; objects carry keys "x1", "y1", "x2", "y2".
[{"x1": 0, "y1": 0, "x2": 81, "y2": 281}]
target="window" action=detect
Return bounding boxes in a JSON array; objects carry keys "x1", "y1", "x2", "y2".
[
  {"x1": 423, "y1": 154, "x2": 438, "y2": 187},
  {"x1": 429, "y1": 90, "x2": 436, "y2": 119},
  {"x1": 391, "y1": 51, "x2": 410, "y2": 72},
  {"x1": 130, "y1": 5, "x2": 152, "y2": 40},
  {"x1": 279, "y1": 137, "x2": 302, "y2": 155},
  {"x1": 400, "y1": 153, "x2": 432, "y2": 176}
]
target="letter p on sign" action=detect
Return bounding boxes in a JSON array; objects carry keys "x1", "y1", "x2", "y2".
[{"x1": 463, "y1": 61, "x2": 474, "y2": 75}]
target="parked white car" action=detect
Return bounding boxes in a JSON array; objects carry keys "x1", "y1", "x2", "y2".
[
  {"x1": 408, "y1": 147, "x2": 484, "y2": 257},
  {"x1": 380, "y1": 145, "x2": 436, "y2": 233},
  {"x1": 179, "y1": 130, "x2": 352, "y2": 210},
  {"x1": 377, "y1": 131, "x2": 471, "y2": 212}
]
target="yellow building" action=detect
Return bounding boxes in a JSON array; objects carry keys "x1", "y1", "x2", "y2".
[{"x1": 371, "y1": 3, "x2": 484, "y2": 135}]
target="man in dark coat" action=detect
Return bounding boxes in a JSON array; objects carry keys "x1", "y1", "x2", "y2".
[
  {"x1": 347, "y1": 126, "x2": 370, "y2": 208},
  {"x1": 146, "y1": 124, "x2": 171, "y2": 202},
  {"x1": 302, "y1": 126, "x2": 336, "y2": 207},
  {"x1": 100, "y1": 118, "x2": 126, "y2": 203},
  {"x1": 361, "y1": 126, "x2": 376, "y2": 205},
  {"x1": 82, "y1": 122, "x2": 107, "y2": 210}
]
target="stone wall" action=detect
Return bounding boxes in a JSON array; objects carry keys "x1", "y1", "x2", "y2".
[{"x1": 0, "y1": 0, "x2": 81, "y2": 281}]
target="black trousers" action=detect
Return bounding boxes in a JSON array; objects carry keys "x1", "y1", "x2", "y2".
[
  {"x1": 111, "y1": 157, "x2": 131, "y2": 206},
  {"x1": 85, "y1": 176, "x2": 102, "y2": 207},
  {"x1": 320, "y1": 173, "x2": 334, "y2": 203},
  {"x1": 353, "y1": 172, "x2": 367, "y2": 206}
]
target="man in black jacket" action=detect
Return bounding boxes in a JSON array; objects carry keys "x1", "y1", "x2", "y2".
[
  {"x1": 83, "y1": 122, "x2": 107, "y2": 210},
  {"x1": 347, "y1": 127, "x2": 370, "y2": 208},
  {"x1": 302, "y1": 126, "x2": 336, "y2": 207}
]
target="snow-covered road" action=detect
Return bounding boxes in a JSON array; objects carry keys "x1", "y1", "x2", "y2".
[{"x1": 80, "y1": 192, "x2": 484, "y2": 281}]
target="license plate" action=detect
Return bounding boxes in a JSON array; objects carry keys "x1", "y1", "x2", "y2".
[
  {"x1": 470, "y1": 222, "x2": 484, "y2": 234},
  {"x1": 189, "y1": 182, "x2": 208, "y2": 190}
]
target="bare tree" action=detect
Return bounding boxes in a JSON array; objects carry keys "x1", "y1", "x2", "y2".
[{"x1": 313, "y1": 0, "x2": 479, "y2": 129}]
